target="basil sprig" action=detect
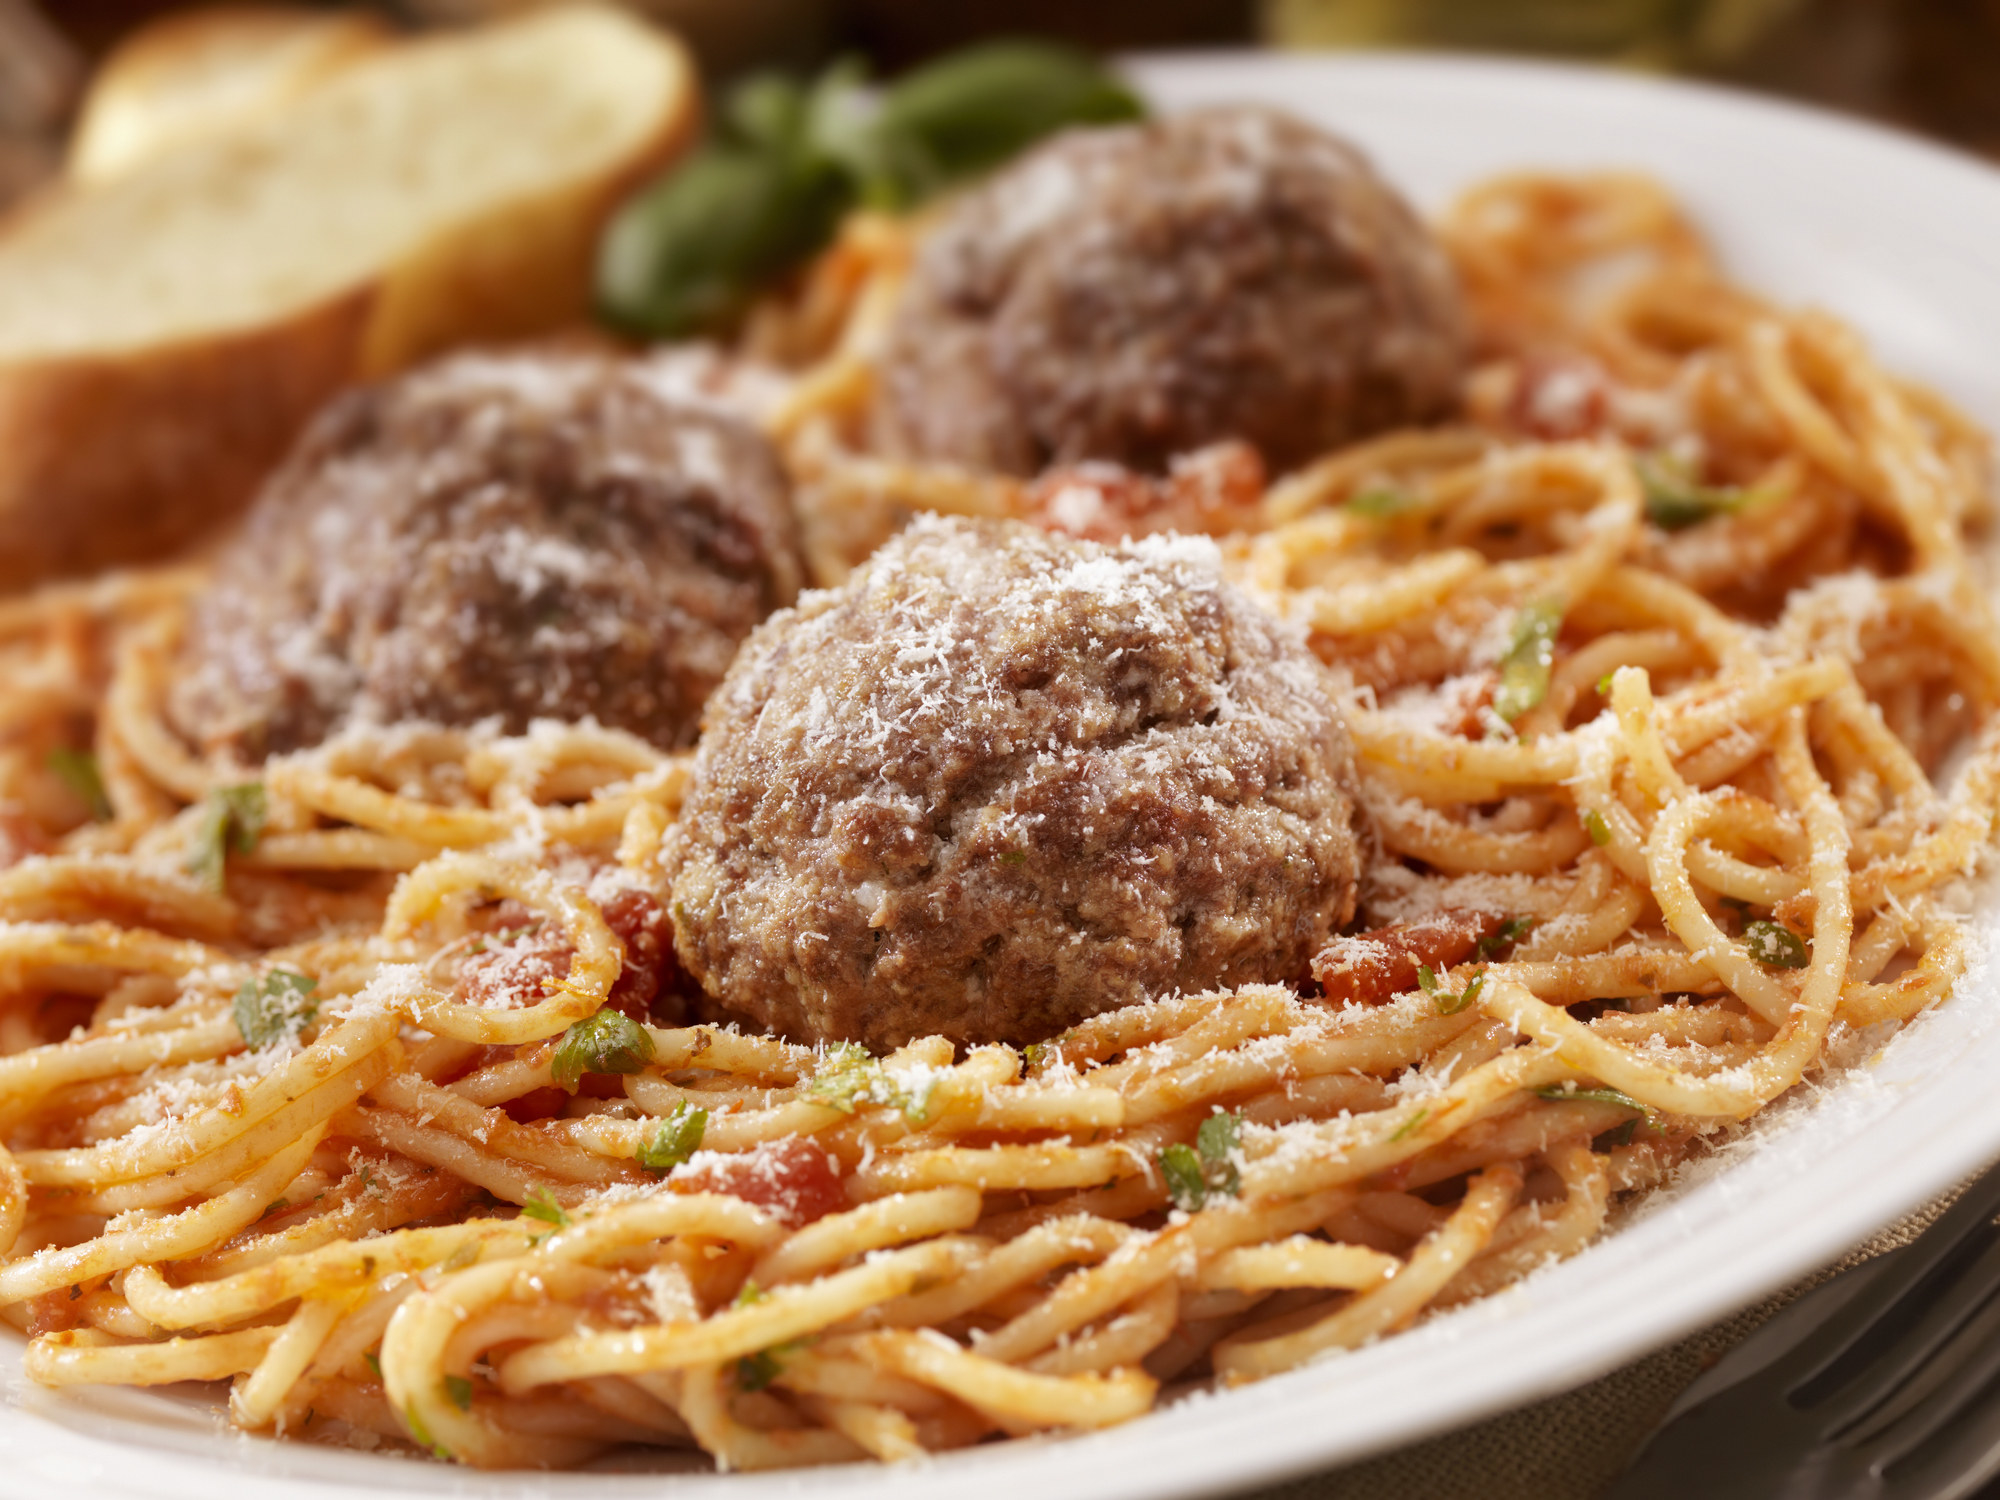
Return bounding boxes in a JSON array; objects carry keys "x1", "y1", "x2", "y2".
[{"x1": 597, "y1": 41, "x2": 1143, "y2": 338}]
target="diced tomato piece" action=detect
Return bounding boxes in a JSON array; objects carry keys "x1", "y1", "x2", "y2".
[
  {"x1": 1312, "y1": 909, "x2": 1507, "y2": 1005},
  {"x1": 599, "y1": 887, "x2": 684, "y2": 1026},
  {"x1": 458, "y1": 886, "x2": 685, "y2": 1026},
  {"x1": 672, "y1": 1136, "x2": 847, "y2": 1227}
]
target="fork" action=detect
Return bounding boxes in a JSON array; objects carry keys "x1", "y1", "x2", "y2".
[{"x1": 1603, "y1": 1157, "x2": 2000, "y2": 1500}]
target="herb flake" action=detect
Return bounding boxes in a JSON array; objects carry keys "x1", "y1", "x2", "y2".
[
  {"x1": 444, "y1": 1374, "x2": 473, "y2": 1412},
  {"x1": 1344, "y1": 483, "x2": 1417, "y2": 518},
  {"x1": 1159, "y1": 1142, "x2": 1207, "y2": 1212},
  {"x1": 186, "y1": 782, "x2": 265, "y2": 893},
  {"x1": 1389, "y1": 1107, "x2": 1430, "y2": 1143},
  {"x1": 1638, "y1": 454, "x2": 1754, "y2": 531},
  {"x1": 1493, "y1": 601, "x2": 1563, "y2": 723},
  {"x1": 521, "y1": 1188, "x2": 570, "y2": 1229},
  {"x1": 232, "y1": 969, "x2": 318, "y2": 1048},
  {"x1": 1473, "y1": 915, "x2": 1535, "y2": 960},
  {"x1": 1418, "y1": 963, "x2": 1488, "y2": 1015},
  {"x1": 1585, "y1": 809, "x2": 1612, "y2": 846},
  {"x1": 403, "y1": 1398, "x2": 449, "y2": 1460},
  {"x1": 804, "y1": 1042, "x2": 935, "y2": 1121},
  {"x1": 1744, "y1": 919, "x2": 1809, "y2": 969},
  {"x1": 550, "y1": 1008, "x2": 656, "y2": 1090},
  {"x1": 637, "y1": 1102, "x2": 707, "y2": 1175},
  {"x1": 47, "y1": 747, "x2": 109, "y2": 821}
]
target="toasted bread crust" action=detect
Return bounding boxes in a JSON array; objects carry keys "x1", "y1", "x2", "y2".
[
  {"x1": 0, "y1": 5, "x2": 697, "y2": 589},
  {"x1": 0, "y1": 293, "x2": 372, "y2": 588}
]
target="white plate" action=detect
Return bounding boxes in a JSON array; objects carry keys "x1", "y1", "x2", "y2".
[{"x1": 10, "y1": 50, "x2": 2000, "y2": 1500}]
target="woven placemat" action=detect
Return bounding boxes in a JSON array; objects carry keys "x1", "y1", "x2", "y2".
[{"x1": 1241, "y1": 1184, "x2": 1975, "y2": 1500}]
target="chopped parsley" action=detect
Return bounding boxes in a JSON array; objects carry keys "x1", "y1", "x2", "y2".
[
  {"x1": 1538, "y1": 1082, "x2": 1662, "y2": 1138},
  {"x1": 403, "y1": 1398, "x2": 449, "y2": 1460},
  {"x1": 443, "y1": 1374, "x2": 473, "y2": 1412},
  {"x1": 1344, "y1": 483, "x2": 1418, "y2": 518},
  {"x1": 1159, "y1": 1143, "x2": 1207, "y2": 1212},
  {"x1": 1493, "y1": 601, "x2": 1563, "y2": 723},
  {"x1": 737, "y1": 1348, "x2": 785, "y2": 1390},
  {"x1": 520, "y1": 1187, "x2": 570, "y2": 1228},
  {"x1": 1638, "y1": 453, "x2": 1754, "y2": 531},
  {"x1": 1022, "y1": 1034, "x2": 1069, "y2": 1073},
  {"x1": 1196, "y1": 1111, "x2": 1242, "y2": 1198},
  {"x1": 1417, "y1": 963, "x2": 1488, "y2": 1015},
  {"x1": 186, "y1": 782, "x2": 265, "y2": 893},
  {"x1": 363, "y1": 1352, "x2": 382, "y2": 1381},
  {"x1": 46, "y1": 747, "x2": 109, "y2": 821},
  {"x1": 1601, "y1": 1118, "x2": 1640, "y2": 1148},
  {"x1": 550, "y1": 1008, "x2": 657, "y2": 1090},
  {"x1": 1744, "y1": 919, "x2": 1809, "y2": 969},
  {"x1": 804, "y1": 1042, "x2": 936, "y2": 1121},
  {"x1": 1159, "y1": 1109, "x2": 1244, "y2": 1211},
  {"x1": 637, "y1": 1102, "x2": 707, "y2": 1175},
  {"x1": 1389, "y1": 1107, "x2": 1430, "y2": 1143},
  {"x1": 1535, "y1": 1083, "x2": 1648, "y2": 1114},
  {"x1": 1473, "y1": 915, "x2": 1535, "y2": 960},
  {"x1": 1584, "y1": 809, "x2": 1612, "y2": 846},
  {"x1": 232, "y1": 969, "x2": 318, "y2": 1048}
]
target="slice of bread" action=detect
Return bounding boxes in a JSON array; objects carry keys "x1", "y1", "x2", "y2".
[
  {"x1": 0, "y1": 3, "x2": 697, "y2": 589},
  {"x1": 68, "y1": 6, "x2": 395, "y2": 185}
]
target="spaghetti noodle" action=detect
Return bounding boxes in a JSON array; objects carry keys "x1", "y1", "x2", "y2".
[{"x1": 0, "y1": 171, "x2": 1994, "y2": 1471}]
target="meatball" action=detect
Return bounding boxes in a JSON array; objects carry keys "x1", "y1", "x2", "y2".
[
  {"x1": 169, "y1": 350, "x2": 804, "y2": 758},
  {"x1": 874, "y1": 105, "x2": 1468, "y2": 478},
  {"x1": 663, "y1": 515, "x2": 1362, "y2": 1050}
]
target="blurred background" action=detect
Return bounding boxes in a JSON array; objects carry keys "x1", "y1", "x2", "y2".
[{"x1": 5, "y1": 0, "x2": 1998, "y2": 211}]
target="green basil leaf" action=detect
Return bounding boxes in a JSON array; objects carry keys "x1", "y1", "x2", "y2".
[
  {"x1": 1535, "y1": 1084, "x2": 1648, "y2": 1114},
  {"x1": 637, "y1": 1102, "x2": 707, "y2": 1175},
  {"x1": 46, "y1": 747, "x2": 109, "y2": 821},
  {"x1": 1492, "y1": 601, "x2": 1563, "y2": 723},
  {"x1": 521, "y1": 1187, "x2": 570, "y2": 1228},
  {"x1": 232, "y1": 969, "x2": 318, "y2": 1048},
  {"x1": 736, "y1": 1348, "x2": 785, "y2": 1391},
  {"x1": 1744, "y1": 918, "x2": 1810, "y2": 969},
  {"x1": 1195, "y1": 1110, "x2": 1243, "y2": 1198},
  {"x1": 876, "y1": 40, "x2": 1142, "y2": 186},
  {"x1": 1433, "y1": 968, "x2": 1488, "y2": 1016},
  {"x1": 1159, "y1": 1142, "x2": 1207, "y2": 1212},
  {"x1": 550, "y1": 1008, "x2": 657, "y2": 1091},
  {"x1": 1638, "y1": 454, "x2": 1752, "y2": 531},
  {"x1": 1473, "y1": 915, "x2": 1536, "y2": 960},
  {"x1": 186, "y1": 782, "x2": 265, "y2": 893},
  {"x1": 1343, "y1": 483, "x2": 1418, "y2": 518},
  {"x1": 596, "y1": 146, "x2": 848, "y2": 339}
]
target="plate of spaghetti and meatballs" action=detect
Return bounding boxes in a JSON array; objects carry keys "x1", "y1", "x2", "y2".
[{"x1": 4, "y1": 32, "x2": 2000, "y2": 1500}]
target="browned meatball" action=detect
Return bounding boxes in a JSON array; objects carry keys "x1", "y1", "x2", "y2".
[
  {"x1": 662, "y1": 515, "x2": 1362, "y2": 1050},
  {"x1": 875, "y1": 105, "x2": 1468, "y2": 477},
  {"x1": 169, "y1": 351, "x2": 804, "y2": 758}
]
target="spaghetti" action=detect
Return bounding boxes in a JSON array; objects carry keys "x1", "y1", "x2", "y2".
[{"x1": 0, "y1": 171, "x2": 1994, "y2": 1471}]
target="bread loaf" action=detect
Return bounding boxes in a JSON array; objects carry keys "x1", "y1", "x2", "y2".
[{"x1": 0, "y1": 3, "x2": 697, "y2": 588}]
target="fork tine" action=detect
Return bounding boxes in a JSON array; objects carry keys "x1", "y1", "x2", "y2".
[
  {"x1": 1777, "y1": 1169, "x2": 2000, "y2": 1406},
  {"x1": 1877, "y1": 1362, "x2": 2000, "y2": 1500},
  {"x1": 1808, "y1": 1226, "x2": 2000, "y2": 1436},
  {"x1": 1846, "y1": 1273, "x2": 2000, "y2": 1465}
]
